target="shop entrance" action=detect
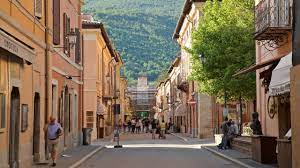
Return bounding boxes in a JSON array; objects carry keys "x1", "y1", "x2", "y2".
[
  {"x1": 33, "y1": 93, "x2": 40, "y2": 162},
  {"x1": 9, "y1": 87, "x2": 20, "y2": 168}
]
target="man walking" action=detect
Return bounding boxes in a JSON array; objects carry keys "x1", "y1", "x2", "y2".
[
  {"x1": 44, "y1": 116, "x2": 63, "y2": 167},
  {"x1": 151, "y1": 119, "x2": 157, "y2": 139}
]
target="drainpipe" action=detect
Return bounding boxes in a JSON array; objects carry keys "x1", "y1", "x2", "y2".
[
  {"x1": 81, "y1": 33, "x2": 84, "y2": 140},
  {"x1": 101, "y1": 45, "x2": 107, "y2": 95},
  {"x1": 44, "y1": 0, "x2": 52, "y2": 159}
]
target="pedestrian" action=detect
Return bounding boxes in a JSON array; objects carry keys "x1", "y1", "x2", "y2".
[
  {"x1": 136, "y1": 119, "x2": 142, "y2": 134},
  {"x1": 218, "y1": 117, "x2": 229, "y2": 150},
  {"x1": 131, "y1": 118, "x2": 136, "y2": 133},
  {"x1": 127, "y1": 120, "x2": 132, "y2": 133},
  {"x1": 151, "y1": 119, "x2": 157, "y2": 139},
  {"x1": 228, "y1": 121, "x2": 238, "y2": 148},
  {"x1": 159, "y1": 120, "x2": 166, "y2": 139},
  {"x1": 123, "y1": 122, "x2": 127, "y2": 133},
  {"x1": 44, "y1": 116, "x2": 63, "y2": 167},
  {"x1": 145, "y1": 118, "x2": 150, "y2": 133}
]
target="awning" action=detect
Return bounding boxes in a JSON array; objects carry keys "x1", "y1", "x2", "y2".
[
  {"x1": 269, "y1": 52, "x2": 292, "y2": 96},
  {"x1": 233, "y1": 54, "x2": 285, "y2": 77},
  {"x1": 174, "y1": 104, "x2": 186, "y2": 116}
]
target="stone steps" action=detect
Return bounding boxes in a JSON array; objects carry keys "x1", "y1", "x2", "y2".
[{"x1": 231, "y1": 136, "x2": 252, "y2": 156}]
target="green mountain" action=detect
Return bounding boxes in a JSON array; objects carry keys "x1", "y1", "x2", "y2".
[{"x1": 83, "y1": 0, "x2": 184, "y2": 85}]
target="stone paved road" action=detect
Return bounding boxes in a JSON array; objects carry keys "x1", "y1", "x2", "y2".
[{"x1": 80, "y1": 133, "x2": 241, "y2": 168}]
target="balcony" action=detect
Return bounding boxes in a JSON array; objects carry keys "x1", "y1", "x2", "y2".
[{"x1": 254, "y1": 0, "x2": 292, "y2": 41}]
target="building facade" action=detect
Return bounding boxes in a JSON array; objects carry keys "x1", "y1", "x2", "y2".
[
  {"x1": 0, "y1": 0, "x2": 53, "y2": 167},
  {"x1": 173, "y1": 0, "x2": 214, "y2": 138},
  {"x1": 82, "y1": 15, "x2": 122, "y2": 139},
  {"x1": 51, "y1": 0, "x2": 84, "y2": 154},
  {"x1": 235, "y1": 0, "x2": 293, "y2": 166}
]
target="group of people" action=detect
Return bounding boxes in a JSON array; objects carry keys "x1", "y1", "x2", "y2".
[
  {"x1": 124, "y1": 118, "x2": 151, "y2": 134},
  {"x1": 123, "y1": 118, "x2": 168, "y2": 139},
  {"x1": 218, "y1": 117, "x2": 239, "y2": 150}
]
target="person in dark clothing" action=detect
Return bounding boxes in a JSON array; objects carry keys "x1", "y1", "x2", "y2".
[
  {"x1": 127, "y1": 120, "x2": 132, "y2": 133},
  {"x1": 151, "y1": 119, "x2": 157, "y2": 139},
  {"x1": 218, "y1": 117, "x2": 229, "y2": 150},
  {"x1": 144, "y1": 118, "x2": 150, "y2": 133}
]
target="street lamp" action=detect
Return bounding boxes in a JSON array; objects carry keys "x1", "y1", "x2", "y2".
[
  {"x1": 68, "y1": 28, "x2": 77, "y2": 48},
  {"x1": 53, "y1": 28, "x2": 77, "y2": 49},
  {"x1": 198, "y1": 54, "x2": 206, "y2": 64}
]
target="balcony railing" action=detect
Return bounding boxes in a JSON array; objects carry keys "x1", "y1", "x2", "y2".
[{"x1": 255, "y1": 0, "x2": 292, "y2": 40}]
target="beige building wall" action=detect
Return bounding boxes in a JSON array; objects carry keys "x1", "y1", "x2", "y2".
[{"x1": 82, "y1": 29, "x2": 101, "y2": 140}]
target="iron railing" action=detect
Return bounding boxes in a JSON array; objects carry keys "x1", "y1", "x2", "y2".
[{"x1": 255, "y1": 0, "x2": 292, "y2": 38}]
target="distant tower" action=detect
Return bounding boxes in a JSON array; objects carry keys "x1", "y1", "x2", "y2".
[{"x1": 137, "y1": 75, "x2": 148, "y2": 89}]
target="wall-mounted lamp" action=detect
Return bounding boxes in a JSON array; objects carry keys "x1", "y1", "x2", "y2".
[
  {"x1": 65, "y1": 75, "x2": 80, "y2": 80},
  {"x1": 199, "y1": 53, "x2": 206, "y2": 64},
  {"x1": 68, "y1": 28, "x2": 77, "y2": 48},
  {"x1": 54, "y1": 28, "x2": 77, "y2": 49}
]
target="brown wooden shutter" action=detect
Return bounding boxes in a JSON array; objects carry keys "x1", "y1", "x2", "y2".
[
  {"x1": 35, "y1": 0, "x2": 43, "y2": 19},
  {"x1": 75, "y1": 28, "x2": 81, "y2": 63},
  {"x1": 67, "y1": 17, "x2": 71, "y2": 57},
  {"x1": 63, "y1": 13, "x2": 68, "y2": 54},
  {"x1": 53, "y1": 0, "x2": 60, "y2": 45}
]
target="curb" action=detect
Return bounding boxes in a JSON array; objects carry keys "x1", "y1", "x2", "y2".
[
  {"x1": 202, "y1": 146, "x2": 255, "y2": 168},
  {"x1": 69, "y1": 146, "x2": 105, "y2": 168},
  {"x1": 170, "y1": 133, "x2": 188, "y2": 142}
]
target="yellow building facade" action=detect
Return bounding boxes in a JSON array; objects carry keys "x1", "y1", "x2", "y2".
[
  {"x1": 0, "y1": 0, "x2": 52, "y2": 167},
  {"x1": 82, "y1": 16, "x2": 123, "y2": 139}
]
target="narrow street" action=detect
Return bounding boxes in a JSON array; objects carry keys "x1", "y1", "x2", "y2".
[{"x1": 78, "y1": 133, "x2": 240, "y2": 168}]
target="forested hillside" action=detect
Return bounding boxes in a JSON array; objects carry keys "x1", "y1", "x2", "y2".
[{"x1": 83, "y1": 0, "x2": 184, "y2": 85}]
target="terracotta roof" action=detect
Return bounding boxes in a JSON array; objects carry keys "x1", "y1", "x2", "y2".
[
  {"x1": 82, "y1": 20, "x2": 116, "y2": 59},
  {"x1": 168, "y1": 56, "x2": 181, "y2": 73},
  {"x1": 172, "y1": 0, "x2": 206, "y2": 40}
]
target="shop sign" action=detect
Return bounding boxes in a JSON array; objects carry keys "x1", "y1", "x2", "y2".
[
  {"x1": 0, "y1": 30, "x2": 34, "y2": 63},
  {"x1": 267, "y1": 96, "x2": 279, "y2": 119}
]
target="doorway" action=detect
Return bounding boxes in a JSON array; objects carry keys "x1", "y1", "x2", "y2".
[
  {"x1": 64, "y1": 86, "x2": 70, "y2": 147},
  {"x1": 9, "y1": 87, "x2": 20, "y2": 168},
  {"x1": 33, "y1": 93, "x2": 40, "y2": 162}
]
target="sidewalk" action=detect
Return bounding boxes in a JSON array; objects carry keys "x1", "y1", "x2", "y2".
[
  {"x1": 203, "y1": 146, "x2": 278, "y2": 168},
  {"x1": 34, "y1": 145, "x2": 104, "y2": 168},
  {"x1": 170, "y1": 133, "x2": 215, "y2": 144}
]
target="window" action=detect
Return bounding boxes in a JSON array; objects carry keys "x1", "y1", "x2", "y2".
[
  {"x1": 0, "y1": 93, "x2": 5, "y2": 129},
  {"x1": 53, "y1": 0, "x2": 60, "y2": 45}
]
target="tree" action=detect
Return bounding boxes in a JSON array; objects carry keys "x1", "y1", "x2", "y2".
[{"x1": 189, "y1": 0, "x2": 256, "y2": 103}]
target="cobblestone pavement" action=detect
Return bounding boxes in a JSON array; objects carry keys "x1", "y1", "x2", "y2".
[{"x1": 79, "y1": 133, "x2": 240, "y2": 168}]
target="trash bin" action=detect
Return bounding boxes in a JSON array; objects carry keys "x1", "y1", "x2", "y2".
[{"x1": 83, "y1": 128, "x2": 92, "y2": 145}]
